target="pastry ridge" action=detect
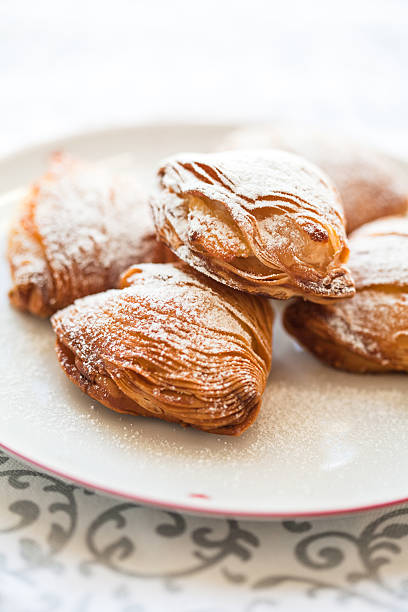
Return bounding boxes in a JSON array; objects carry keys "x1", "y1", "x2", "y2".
[
  {"x1": 8, "y1": 153, "x2": 175, "y2": 317},
  {"x1": 151, "y1": 149, "x2": 354, "y2": 302},
  {"x1": 220, "y1": 123, "x2": 408, "y2": 233},
  {"x1": 284, "y1": 215, "x2": 408, "y2": 373},
  {"x1": 51, "y1": 262, "x2": 274, "y2": 435}
]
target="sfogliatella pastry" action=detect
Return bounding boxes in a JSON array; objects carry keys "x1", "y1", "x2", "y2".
[
  {"x1": 151, "y1": 150, "x2": 354, "y2": 302},
  {"x1": 220, "y1": 123, "x2": 408, "y2": 233},
  {"x1": 51, "y1": 262, "x2": 274, "y2": 435},
  {"x1": 284, "y1": 216, "x2": 408, "y2": 373},
  {"x1": 8, "y1": 153, "x2": 175, "y2": 317}
]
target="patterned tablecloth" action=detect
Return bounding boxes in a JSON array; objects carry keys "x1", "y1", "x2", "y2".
[
  {"x1": 1, "y1": 451, "x2": 408, "y2": 612},
  {"x1": 1, "y1": 1, "x2": 408, "y2": 610}
]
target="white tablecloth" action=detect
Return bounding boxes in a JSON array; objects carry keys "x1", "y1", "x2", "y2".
[{"x1": 1, "y1": 1, "x2": 408, "y2": 610}]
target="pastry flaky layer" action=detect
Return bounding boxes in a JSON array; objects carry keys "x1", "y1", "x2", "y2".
[
  {"x1": 8, "y1": 153, "x2": 176, "y2": 318},
  {"x1": 284, "y1": 216, "x2": 408, "y2": 373},
  {"x1": 51, "y1": 262, "x2": 274, "y2": 435},
  {"x1": 150, "y1": 149, "x2": 355, "y2": 303},
  {"x1": 220, "y1": 123, "x2": 408, "y2": 233}
]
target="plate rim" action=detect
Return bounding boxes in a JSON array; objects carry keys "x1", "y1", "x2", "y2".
[
  {"x1": 0, "y1": 120, "x2": 240, "y2": 165},
  {"x1": 2, "y1": 122, "x2": 408, "y2": 520},
  {"x1": 3, "y1": 439, "x2": 408, "y2": 520}
]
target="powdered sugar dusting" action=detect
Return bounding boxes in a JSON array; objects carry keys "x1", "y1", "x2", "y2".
[
  {"x1": 51, "y1": 262, "x2": 273, "y2": 434},
  {"x1": 219, "y1": 123, "x2": 408, "y2": 232},
  {"x1": 285, "y1": 215, "x2": 408, "y2": 369},
  {"x1": 2, "y1": 131, "x2": 408, "y2": 514},
  {"x1": 36, "y1": 156, "x2": 151, "y2": 295},
  {"x1": 8, "y1": 153, "x2": 168, "y2": 315},
  {"x1": 1, "y1": 260, "x2": 407, "y2": 509},
  {"x1": 160, "y1": 149, "x2": 344, "y2": 228},
  {"x1": 151, "y1": 149, "x2": 353, "y2": 300},
  {"x1": 349, "y1": 234, "x2": 408, "y2": 290},
  {"x1": 53, "y1": 263, "x2": 257, "y2": 372}
]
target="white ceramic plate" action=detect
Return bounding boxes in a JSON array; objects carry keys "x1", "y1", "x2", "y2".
[{"x1": 0, "y1": 124, "x2": 407, "y2": 519}]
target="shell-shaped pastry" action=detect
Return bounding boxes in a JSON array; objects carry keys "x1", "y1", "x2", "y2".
[
  {"x1": 8, "y1": 153, "x2": 175, "y2": 317},
  {"x1": 151, "y1": 150, "x2": 354, "y2": 302},
  {"x1": 51, "y1": 262, "x2": 274, "y2": 435},
  {"x1": 220, "y1": 123, "x2": 408, "y2": 233},
  {"x1": 284, "y1": 216, "x2": 408, "y2": 373}
]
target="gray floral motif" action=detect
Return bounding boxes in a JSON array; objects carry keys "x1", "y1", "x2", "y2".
[
  {"x1": 252, "y1": 509, "x2": 408, "y2": 611},
  {"x1": 0, "y1": 450, "x2": 77, "y2": 575},
  {"x1": 282, "y1": 520, "x2": 312, "y2": 534},
  {"x1": 295, "y1": 509, "x2": 408, "y2": 594},
  {"x1": 82, "y1": 502, "x2": 258, "y2": 587},
  {"x1": 2, "y1": 448, "x2": 408, "y2": 610}
]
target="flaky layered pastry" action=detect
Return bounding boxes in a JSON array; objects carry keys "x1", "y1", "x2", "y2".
[
  {"x1": 51, "y1": 262, "x2": 273, "y2": 435},
  {"x1": 8, "y1": 153, "x2": 175, "y2": 317},
  {"x1": 284, "y1": 216, "x2": 408, "y2": 372},
  {"x1": 151, "y1": 150, "x2": 354, "y2": 302},
  {"x1": 220, "y1": 123, "x2": 408, "y2": 233}
]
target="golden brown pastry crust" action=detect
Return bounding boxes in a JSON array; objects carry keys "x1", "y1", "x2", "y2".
[
  {"x1": 8, "y1": 153, "x2": 175, "y2": 317},
  {"x1": 151, "y1": 150, "x2": 354, "y2": 303},
  {"x1": 284, "y1": 216, "x2": 408, "y2": 373},
  {"x1": 51, "y1": 262, "x2": 274, "y2": 435},
  {"x1": 220, "y1": 124, "x2": 408, "y2": 233}
]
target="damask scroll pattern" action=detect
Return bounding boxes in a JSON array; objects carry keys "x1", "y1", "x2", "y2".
[{"x1": 1, "y1": 451, "x2": 408, "y2": 611}]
